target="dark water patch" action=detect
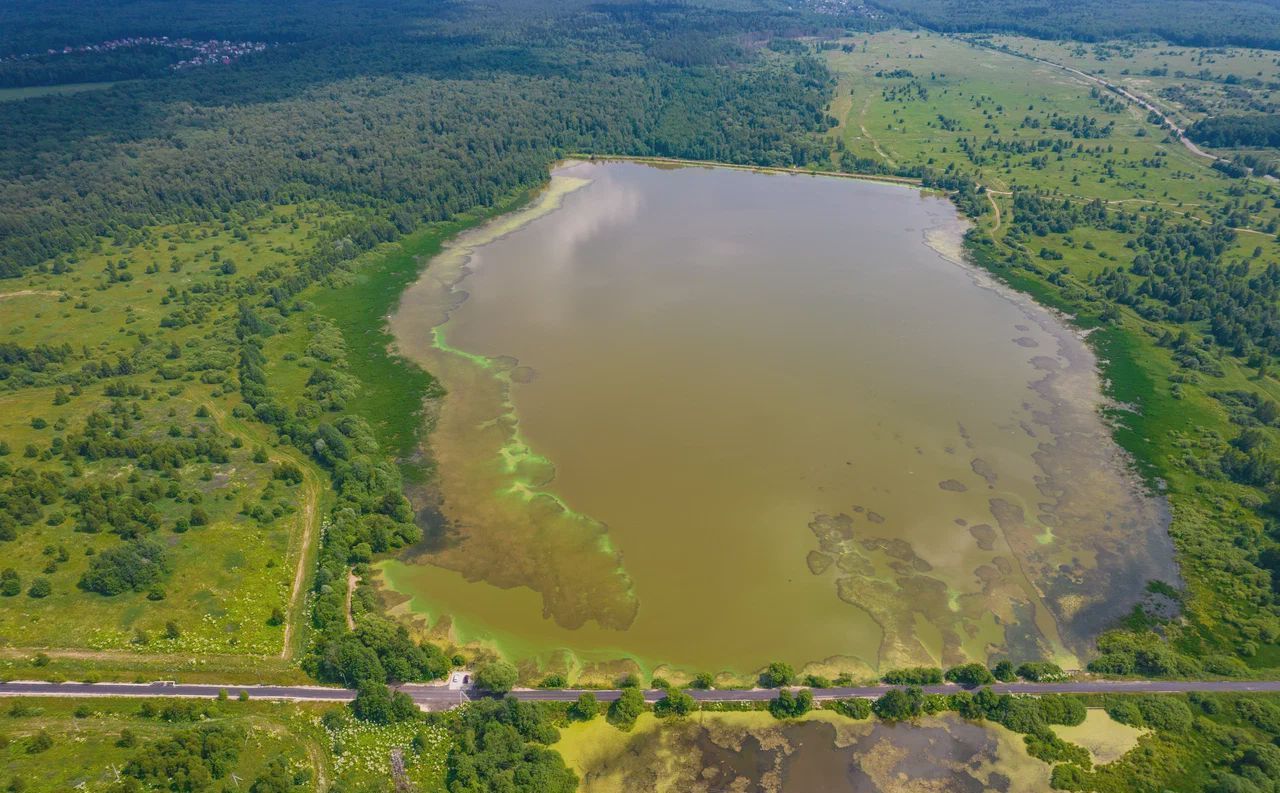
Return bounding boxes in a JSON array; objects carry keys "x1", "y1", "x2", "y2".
[
  {"x1": 970, "y1": 458, "x2": 998, "y2": 488},
  {"x1": 968, "y1": 523, "x2": 997, "y2": 551}
]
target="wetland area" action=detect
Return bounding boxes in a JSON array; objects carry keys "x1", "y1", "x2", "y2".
[
  {"x1": 380, "y1": 160, "x2": 1178, "y2": 678},
  {"x1": 552, "y1": 711, "x2": 1058, "y2": 793}
]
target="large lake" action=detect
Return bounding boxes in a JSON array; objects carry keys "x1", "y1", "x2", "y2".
[{"x1": 382, "y1": 161, "x2": 1177, "y2": 677}]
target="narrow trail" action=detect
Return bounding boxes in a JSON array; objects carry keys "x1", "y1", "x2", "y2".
[
  {"x1": 254, "y1": 718, "x2": 330, "y2": 790},
  {"x1": 985, "y1": 190, "x2": 1002, "y2": 232},
  {"x1": 279, "y1": 465, "x2": 320, "y2": 660},
  {"x1": 858, "y1": 93, "x2": 896, "y2": 167},
  {"x1": 0, "y1": 289, "x2": 64, "y2": 300},
  {"x1": 344, "y1": 571, "x2": 358, "y2": 631}
]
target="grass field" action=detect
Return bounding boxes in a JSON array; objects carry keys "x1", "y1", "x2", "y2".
[{"x1": 0, "y1": 696, "x2": 448, "y2": 792}]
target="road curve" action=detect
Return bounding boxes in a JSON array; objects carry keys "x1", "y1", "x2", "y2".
[{"x1": 3, "y1": 679, "x2": 1280, "y2": 711}]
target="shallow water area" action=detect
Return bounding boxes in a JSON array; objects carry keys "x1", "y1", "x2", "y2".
[
  {"x1": 382, "y1": 160, "x2": 1177, "y2": 675},
  {"x1": 552, "y1": 711, "x2": 1053, "y2": 792}
]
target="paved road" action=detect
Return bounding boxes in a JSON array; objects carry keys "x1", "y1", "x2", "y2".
[{"x1": 3, "y1": 679, "x2": 1280, "y2": 710}]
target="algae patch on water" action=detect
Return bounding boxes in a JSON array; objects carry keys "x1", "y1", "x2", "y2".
[
  {"x1": 386, "y1": 170, "x2": 638, "y2": 634},
  {"x1": 1053, "y1": 708, "x2": 1146, "y2": 766}
]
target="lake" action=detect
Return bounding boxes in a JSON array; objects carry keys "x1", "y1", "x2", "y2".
[{"x1": 381, "y1": 160, "x2": 1177, "y2": 677}]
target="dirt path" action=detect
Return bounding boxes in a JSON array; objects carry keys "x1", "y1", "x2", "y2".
[
  {"x1": 254, "y1": 717, "x2": 330, "y2": 790},
  {"x1": 0, "y1": 289, "x2": 64, "y2": 300},
  {"x1": 344, "y1": 571, "x2": 358, "y2": 631},
  {"x1": 279, "y1": 463, "x2": 320, "y2": 658},
  {"x1": 985, "y1": 191, "x2": 1002, "y2": 233},
  {"x1": 858, "y1": 94, "x2": 896, "y2": 167},
  {"x1": 0, "y1": 647, "x2": 276, "y2": 663}
]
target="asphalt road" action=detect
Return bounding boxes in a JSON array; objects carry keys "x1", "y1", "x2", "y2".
[{"x1": 3, "y1": 679, "x2": 1280, "y2": 710}]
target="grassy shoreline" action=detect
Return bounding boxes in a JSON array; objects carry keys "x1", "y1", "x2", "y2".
[{"x1": 311, "y1": 189, "x2": 541, "y2": 468}]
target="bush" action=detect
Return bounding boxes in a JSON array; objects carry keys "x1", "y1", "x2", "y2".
[
  {"x1": 769, "y1": 689, "x2": 813, "y2": 719},
  {"x1": 1016, "y1": 662, "x2": 1066, "y2": 682},
  {"x1": 992, "y1": 661, "x2": 1016, "y2": 682},
  {"x1": 1023, "y1": 727, "x2": 1091, "y2": 766},
  {"x1": 873, "y1": 687, "x2": 925, "y2": 721},
  {"x1": 881, "y1": 667, "x2": 943, "y2": 685},
  {"x1": 607, "y1": 687, "x2": 645, "y2": 731},
  {"x1": 78, "y1": 538, "x2": 169, "y2": 596},
  {"x1": 690, "y1": 672, "x2": 714, "y2": 689},
  {"x1": 1134, "y1": 696, "x2": 1193, "y2": 731},
  {"x1": 26, "y1": 731, "x2": 52, "y2": 754},
  {"x1": 830, "y1": 698, "x2": 871, "y2": 719},
  {"x1": 760, "y1": 661, "x2": 795, "y2": 688},
  {"x1": 570, "y1": 692, "x2": 599, "y2": 721},
  {"x1": 26, "y1": 578, "x2": 50, "y2": 598},
  {"x1": 1050, "y1": 762, "x2": 1089, "y2": 790},
  {"x1": 1037, "y1": 695, "x2": 1087, "y2": 727},
  {"x1": 350, "y1": 683, "x2": 418, "y2": 724},
  {"x1": 1106, "y1": 699, "x2": 1143, "y2": 726},
  {"x1": 654, "y1": 688, "x2": 696, "y2": 718},
  {"x1": 538, "y1": 674, "x2": 567, "y2": 688},
  {"x1": 474, "y1": 661, "x2": 518, "y2": 694},
  {"x1": 0, "y1": 570, "x2": 19, "y2": 597},
  {"x1": 945, "y1": 663, "x2": 995, "y2": 688}
]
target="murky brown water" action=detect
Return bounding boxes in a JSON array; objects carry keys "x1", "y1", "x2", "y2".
[{"x1": 381, "y1": 161, "x2": 1176, "y2": 676}]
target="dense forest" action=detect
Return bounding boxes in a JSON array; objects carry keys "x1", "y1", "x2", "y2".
[
  {"x1": 867, "y1": 0, "x2": 1280, "y2": 49},
  {"x1": 1188, "y1": 113, "x2": 1280, "y2": 148},
  {"x1": 0, "y1": 1, "x2": 851, "y2": 276}
]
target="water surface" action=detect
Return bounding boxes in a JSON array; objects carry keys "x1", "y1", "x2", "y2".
[
  {"x1": 553, "y1": 712, "x2": 1053, "y2": 793},
  {"x1": 382, "y1": 161, "x2": 1176, "y2": 675}
]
